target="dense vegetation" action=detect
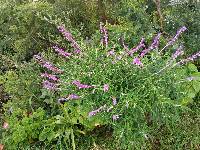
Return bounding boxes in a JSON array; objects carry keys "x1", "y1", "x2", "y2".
[{"x1": 0, "y1": 0, "x2": 200, "y2": 149}]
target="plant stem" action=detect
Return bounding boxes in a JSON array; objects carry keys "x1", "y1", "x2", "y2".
[
  {"x1": 154, "y1": 0, "x2": 164, "y2": 32},
  {"x1": 71, "y1": 128, "x2": 76, "y2": 150}
]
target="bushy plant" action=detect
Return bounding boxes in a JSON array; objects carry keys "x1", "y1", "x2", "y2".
[{"x1": 1, "y1": 23, "x2": 200, "y2": 149}]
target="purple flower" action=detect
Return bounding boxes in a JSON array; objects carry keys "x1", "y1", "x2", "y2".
[
  {"x1": 100, "y1": 22, "x2": 104, "y2": 45},
  {"x1": 43, "y1": 62, "x2": 63, "y2": 74},
  {"x1": 172, "y1": 45, "x2": 184, "y2": 60},
  {"x1": 107, "y1": 50, "x2": 115, "y2": 56},
  {"x1": 186, "y1": 51, "x2": 200, "y2": 61},
  {"x1": 99, "y1": 22, "x2": 108, "y2": 48},
  {"x1": 103, "y1": 84, "x2": 109, "y2": 92},
  {"x1": 150, "y1": 33, "x2": 162, "y2": 49},
  {"x1": 34, "y1": 54, "x2": 45, "y2": 66},
  {"x1": 128, "y1": 38, "x2": 145, "y2": 56},
  {"x1": 78, "y1": 84, "x2": 93, "y2": 89},
  {"x1": 88, "y1": 105, "x2": 107, "y2": 117},
  {"x1": 88, "y1": 111, "x2": 98, "y2": 117},
  {"x1": 41, "y1": 73, "x2": 59, "y2": 81},
  {"x1": 58, "y1": 25, "x2": 81, "y2": 53},
  {"x1": 112, "y1": 97, "x2": 117, "y2": 105},
  {"x1": 112, "y1": 115, "x2": 119, "y2": 121},
  {"x1": 52, "y1": 45, "x2": 72, "y2": 58},
  {"x1": 72, "y1": 80, "x2": 80, "y2": 85},
  {"x1": 168, "y1": 26, "x2": 187, "y2": 45},
  {"x1": 140, "y1": 33, "x2": 161, "y2": 57},
  {"x1": 178, "y1": 51, "x2": 200, "y2": 64},
  {"x1": 42, "y1": 80, "x2": 58, "y2": 90},
  {"x1": 71, "y1": 41, "x2": 81, "y2": 54},
  {"x1": 132, "y1": 57, "x2": 143, "y2": 67},
  {"x1": 74, "y1": 49, "x2": 81, "y2": 54},
  {"x1": 34, "y1": 55, "x2": 43, "y2": 63},
  {"x1": 68, "y1": 94, "x2": 80, "y2": 100},
  {"x1": 58, "y1": 25, "x2": 73, "y2": 42},
  {"x1": 100, "y1": 22, "x2": 104, "y2": 33},
  {"x1": 103, "y1": 27, "x2": 108, "y2": 48},
  {"x1": 72, "y1": 80, "x2": 94, "y2": 89},
  {"x1": 161, "y1": 26, "x2": 187, "y2": 52},
  {"x1": 34, "y1": 55, "x2": 63, "y2": 74}
]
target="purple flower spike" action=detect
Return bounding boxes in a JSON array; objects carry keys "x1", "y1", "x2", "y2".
[
  {"x1": 103, "y1": 27, "x2": 108, "y2": 48},
  {"x1": 88, "y1": 105, "x2": 107, "y2": 117},
  {"x1": 128, "y1": 38, "x2": 145, "y2": 56},
  {"x1": 161, "y1": 26, "x2": 187, "y2": 52},
  {"x1": 34, "y1": 54, "x2": 45, "y2": 65},
  {"x1": 88, "y1": 111, "x2": 98, "y2": 117},
  {"x1": 34, "y1": 55, "x2": 63, "y2": 74},
  {"x1": 41, "y1": 73, "x2": 59, "y2": 81},
  {"x1": 140, "y1": 33, "x2": 161, "y2": 57},
  {"x1": 52, "y1": 45, "x2": 72, "y2": 58},
  {"x1": 58, "y1": 25, "x2": 81, "y2": 53},
  {"x1": 172, "y1": 46, "x2": 184, "y2": 60},
  {"x1": 150, "y1": 33, "x2": 162, "y2": 49},
  {"x1": 42, "y1": 80, "x2": 58, "y2": 90},
  {"x1": 112, "y1": 115, "x2": 119, "y2": 121},
  {"x1": 58, "y1": 25, "x2": 73, "y2": 42},
  {"x1": 74, "y1": 49, "x2": 81, "y2": 54},
  {"x1": 100, "y1": 23, "x2": 104, "y2": 45},
  {"x1": 100, "y1": 22, "x2": 104, "y2": 34},
  {"x1": 68, "y1": 94, "x2": 80, "y2": 100},
  {"x1": 72, "y1": 80, "x2": 80, "y2": 85},
  {"x1": 34, "y1": 55, "x2": 43, "y2": 62},
  {"x1": 43, "y1": 62, "x2": 63, "y2": 74},
  {"x1": 72, "y1": 80, "x2": 94, "y2": 89},
  {"x1": 103, "y1": 84, "x2": 109, "y2": 92},
  {"x1": 99, "y1": 22, "x2": 108, "y2": 48},
  {"x1": 132, "y1": 57, "x2": 143, "y2": 67},
  {"x1": 168, "y1": 26, "x2": 187, "y2": 46},
  {"x1": 78, "y1": 84, "x2": 93, "y2": 89},
  {"x1": 178, "y1": 51, "x2": 200, "y2": 64}
]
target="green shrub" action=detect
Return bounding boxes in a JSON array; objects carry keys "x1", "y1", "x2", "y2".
[{"x1": 1, "y1": 23, "x2": 200, "y2": 149}]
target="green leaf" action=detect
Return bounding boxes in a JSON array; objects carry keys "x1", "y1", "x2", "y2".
[
  {"x1": 187, "y1": 63, "x2": 198, "y2": 73},
  {"x1": 192, "y1": 81, "x2": 200, "y2": 93},
  {"x1": 181, "y1": 98, "x2": 193, "y2": 106}
]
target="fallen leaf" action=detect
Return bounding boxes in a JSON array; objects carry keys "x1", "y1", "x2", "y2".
[
  {"x1": 3, "y1": 122, "x2": 9, "y2": 129},
  {"x1": 0, "y1": 144, "x2": 4, "y2": 150}
]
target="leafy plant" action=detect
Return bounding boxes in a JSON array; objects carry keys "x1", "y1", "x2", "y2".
[{"x1": 1, "y1": 9, "x2": 200, "y2": 149}]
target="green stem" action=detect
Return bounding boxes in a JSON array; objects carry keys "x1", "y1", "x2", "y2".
[{"x1": 71, "y1": 128, "x2": 76, "y2": 150}]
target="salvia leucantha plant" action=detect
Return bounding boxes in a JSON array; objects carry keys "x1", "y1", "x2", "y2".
[
  {"x1": 36, "y1": 24, "x2": 200, "y2": 147},
  {"x1": 2, "y1": 23, "x2": 200, "y2": 149}
]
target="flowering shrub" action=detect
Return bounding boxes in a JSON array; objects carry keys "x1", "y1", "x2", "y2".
[{"x1": 1, "y1": 23, "x2": 200, "y2": 149}]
